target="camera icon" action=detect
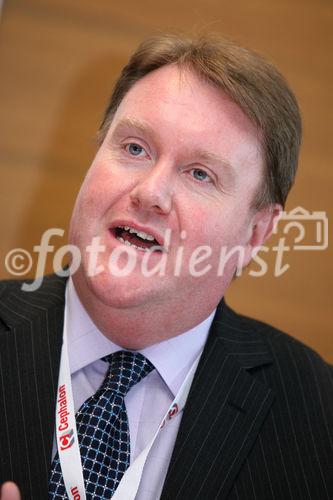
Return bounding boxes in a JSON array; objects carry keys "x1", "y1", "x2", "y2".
[{"x1": 273, "y1": 206, "x2": 328, "y2": 251}]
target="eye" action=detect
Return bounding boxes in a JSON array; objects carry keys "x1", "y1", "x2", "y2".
[
  {"x1": 190, "y1": 168, "x2": 212, "y2": 183},
  {"x1": 126, "y1": 142, "x2": 146, "y2": 157}
]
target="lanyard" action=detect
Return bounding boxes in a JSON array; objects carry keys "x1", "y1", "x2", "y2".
[{"x1": 55, "y1": 306, "x2": 201, "y2": 500}]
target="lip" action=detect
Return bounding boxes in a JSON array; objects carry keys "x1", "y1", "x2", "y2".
[{"x1": 109, "y1": 219, "x2": 166, "y2": 249}]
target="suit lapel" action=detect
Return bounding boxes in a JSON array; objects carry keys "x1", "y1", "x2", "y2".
[
  {"x1": 0, "y1": 275, "x2": 66, "y2": 498},
  {"x1": 161, "y1": 301, "x2": 275, "y2": 500}
]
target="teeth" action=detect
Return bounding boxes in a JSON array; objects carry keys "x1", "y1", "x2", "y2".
[
  {"x1": 118, "y1": 225, "x2": 155, "y2": 241},
  {"x1": 115, "y1": 225, "x2": 162, "y2": 251},
  {"x1": 116, "y1": 236, "x2": 152, "y2": 252},
  {"x1": 128, "y1": 228, "x2": 155, "y2": 241}
]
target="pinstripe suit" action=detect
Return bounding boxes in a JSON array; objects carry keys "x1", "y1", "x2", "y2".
[{"x1": 0, "y1": 274, "x2": 332, "y2": 499}]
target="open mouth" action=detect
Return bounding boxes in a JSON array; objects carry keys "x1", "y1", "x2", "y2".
[{"x1": 112, "y1": 226, "x2": 163, "y2": 252}]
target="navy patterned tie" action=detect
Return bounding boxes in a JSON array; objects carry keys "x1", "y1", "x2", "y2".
[{"x1": 49, "y1": 351, "x2": 154, "y2": 499}]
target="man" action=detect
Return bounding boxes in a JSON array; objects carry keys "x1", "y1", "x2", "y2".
[{"x1": 0, "y1": 35, "x2": 332, "y2": 499}]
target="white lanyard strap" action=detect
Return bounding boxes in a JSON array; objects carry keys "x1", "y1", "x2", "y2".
[
  {"x1": 55, "y1": 310, "x2": 200, "y2": 499},
  {"x1": 55, "y1": 306, "x2": 86, "y2": 499},
  {"x1": 112, "y1": 354, "x2": 200, "y2": 500}
]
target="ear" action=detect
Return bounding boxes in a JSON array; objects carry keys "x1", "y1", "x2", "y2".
[{"x1": 242, "y1": 203, "x2": 282, "y2": 267}]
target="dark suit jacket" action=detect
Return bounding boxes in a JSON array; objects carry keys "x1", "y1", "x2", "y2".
[{"x1": 0, "y1": 274, "x2": 332, "y2": 499}]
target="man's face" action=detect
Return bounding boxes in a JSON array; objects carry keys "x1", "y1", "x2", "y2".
[{"x1": 69, "y1": 64, "x2": 271, "y2": 335}]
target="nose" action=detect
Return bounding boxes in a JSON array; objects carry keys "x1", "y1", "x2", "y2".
[{"x1": 129, "y1": 161, "x2": 174, "y2": 214}]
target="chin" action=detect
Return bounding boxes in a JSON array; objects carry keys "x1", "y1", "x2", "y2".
[{"x1": 83, "y1": 269, "x2": 161, "y2": 310}]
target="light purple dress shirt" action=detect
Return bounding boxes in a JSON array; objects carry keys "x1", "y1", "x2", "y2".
[{"x1": 53, "y1": 279, "x2": 214, "y2": 499}]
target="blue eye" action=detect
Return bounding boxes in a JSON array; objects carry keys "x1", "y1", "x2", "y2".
[
  {"x1": 127, "y1": 143, "x2": 145, "y2": 156},
  {"x1": 191, "y1": 168, "x2": 211, "y2": 182}
]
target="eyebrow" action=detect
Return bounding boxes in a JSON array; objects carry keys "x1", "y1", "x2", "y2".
[
  {"x1": 111, "y1": 117, "x2": 235, "y2": 172},
  {"x1": 193, "y1": 149, "x2": 235, "y2": 171},
  {"x1": 111, "y1": 117, "x2": 156, "y2": 137}
]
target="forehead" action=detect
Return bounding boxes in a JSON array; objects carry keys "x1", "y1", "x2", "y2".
[
  {"x1": 108, "y1": 64, "x2": 263, "y2": 178},
  {"x1": 113, "y1": 64, "x2": 258, "y2": 134}
]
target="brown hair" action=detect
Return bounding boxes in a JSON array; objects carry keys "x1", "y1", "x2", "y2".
[{"x1": 98, "y1": 34, "x2": 302, "y2": 208}]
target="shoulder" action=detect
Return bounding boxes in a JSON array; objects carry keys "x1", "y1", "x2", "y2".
[
  {"x1": 0, "y1": 274, "x2": 67, "y2": 327},
  {"x1": 223, "y1": 300, "x2": 332, "y2": 370},
  {"x1": 222, "y1": 300, "x2": 333, "y2": 412},
  {"x1": 0, "y1": 273, "x2": 67, "y2": 299},
  {"x1": 214, "y1": 303, "x2": 333, "y2": 497}
]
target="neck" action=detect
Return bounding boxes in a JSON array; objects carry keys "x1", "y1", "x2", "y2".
[{"x1": 71, "y1": 274, "x2": 220, "y2": 350}]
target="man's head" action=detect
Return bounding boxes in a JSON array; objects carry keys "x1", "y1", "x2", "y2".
[
  {"x1": 69, "y1": 34, "x2": 301, "y2": 348},
  {"x1": 98, "y1": 34, "x2": 302, "y2": 210}
]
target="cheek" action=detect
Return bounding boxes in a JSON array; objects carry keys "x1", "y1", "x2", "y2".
[
  {"x1": 77, "y1": 163, "x2": 130, "y2": 216},
  {"x1": 184, "y1": 202, "x2": 237, "y2": 244},
  {"x1": 84, "y1": 163, "x2": 113, "y2": 202},
  {"x1": 69, "y1": 173, "x2": 111, "y2": 245}
]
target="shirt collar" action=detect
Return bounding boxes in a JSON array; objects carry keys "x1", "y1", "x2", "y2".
[{"x1": 66, "y1": 278, "x2": 215, "y2": 397}]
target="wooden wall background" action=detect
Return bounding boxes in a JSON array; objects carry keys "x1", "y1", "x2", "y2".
[{"x1": 0, "y1": 0, "x2": 332, "y2": 362}]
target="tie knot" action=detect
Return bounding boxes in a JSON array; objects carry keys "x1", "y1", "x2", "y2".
[{"x1": 101, "y1": 350, "x2": 154, "y2": 397}]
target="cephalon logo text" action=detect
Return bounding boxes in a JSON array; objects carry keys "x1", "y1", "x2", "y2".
[{"x1": 57, "y1": 384, "x2": 74, "y2": 450}]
